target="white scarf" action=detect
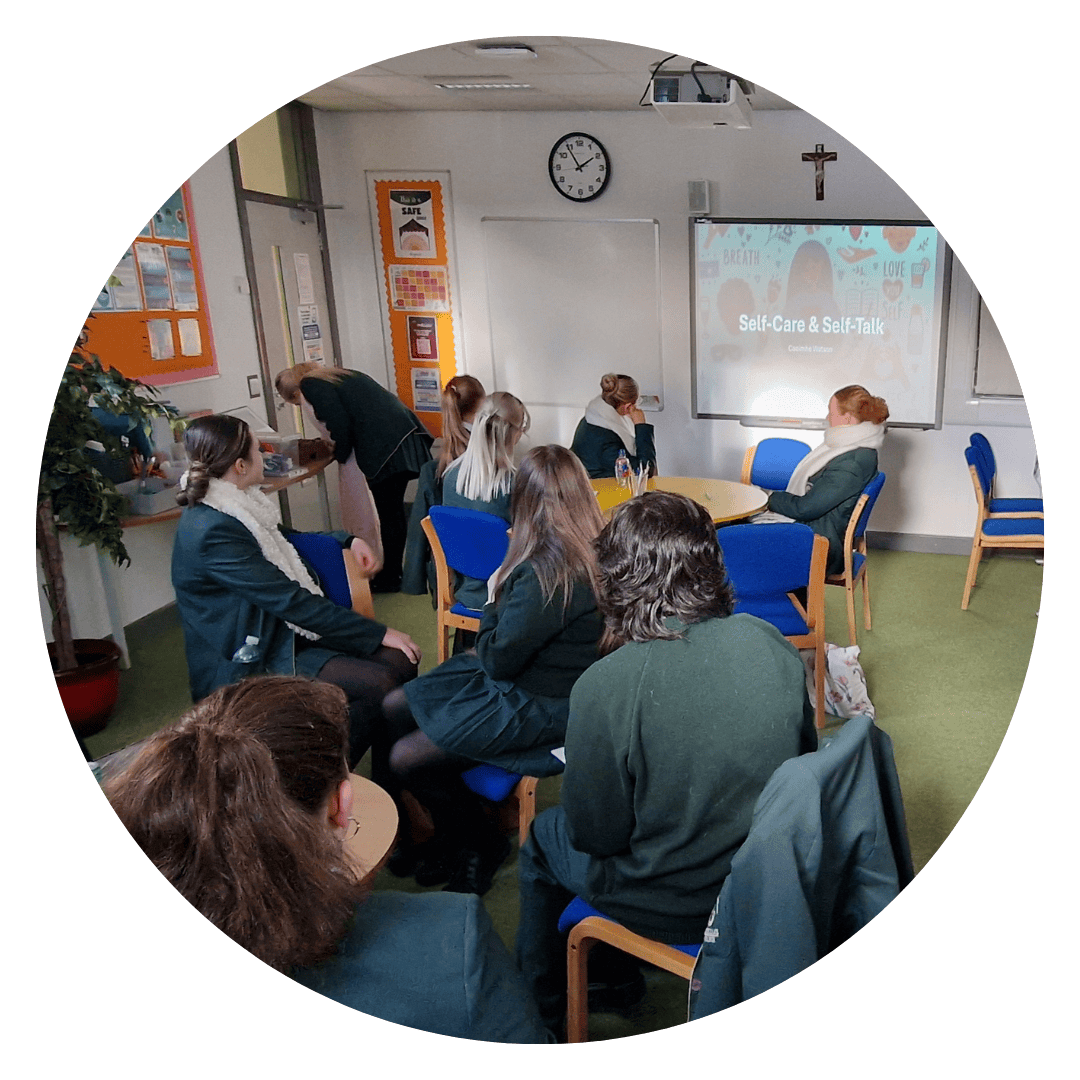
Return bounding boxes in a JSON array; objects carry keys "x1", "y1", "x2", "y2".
[
  {"x1": 784, "y1": 421, "x2": 885, "y2": 496},
  {"x1": 584, "y1": 395, "x2": 637, "y2": 456},
  {"x1": 193, "y1": 477, "x2": 324, "y2": 640}
]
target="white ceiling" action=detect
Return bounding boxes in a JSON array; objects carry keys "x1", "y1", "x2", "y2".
[{"x1": 297, "y1": 36, "x2": 796, "y2": 114}]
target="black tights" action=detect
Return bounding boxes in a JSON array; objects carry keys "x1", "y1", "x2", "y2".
[
  {"x1": 379, "y1": 687, "x2": 497, "y2": 850},
  {"x1": 317, "y1": 647, "x2": 417, "y2": 767}
]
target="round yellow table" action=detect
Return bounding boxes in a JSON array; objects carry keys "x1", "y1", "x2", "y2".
[
  {"x1": 590, "y1": 476, "x2": 768, "y2": 523},
  {"x1": 342, "y1": 774, "x2": 399, "y2": 885}
]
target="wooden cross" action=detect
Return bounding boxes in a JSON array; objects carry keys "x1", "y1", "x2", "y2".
[{"x1": 802, "y1": 143, "x2": 837, "y2": 201}]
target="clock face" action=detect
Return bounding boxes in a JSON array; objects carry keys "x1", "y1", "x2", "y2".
[{"x1": 548, "y1": 132, "x2": 611, "y2": 202}]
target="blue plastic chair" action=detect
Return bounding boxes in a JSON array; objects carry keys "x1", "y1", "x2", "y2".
[
  {"x1": 825, "y1": 471, "x2": 886, "y2": 646},
  {"x1": 287, "y1": 531, "x2": 374, "y2": 616},
  {"x1": 962, "y1": 445, "x2": 1044, "y2": 610},
  {"x1": 716, "y1": 522, "x2": 828, "y2": 728},
  {"x1": 969, "y1": 432, "x2": 1044, "y2": 514},
  {"x1": 558, "y1": 896, "x2": 700, "y2": 1042},
  {"x1": 740, "y1": 437, "x2": 812, "y2": 490},
  {"x1": 421, "y1": 506, "x2": 537, "y2": 844},
  {"x1": 422, "y1": 505, "x2": 511, "y2": 663}
]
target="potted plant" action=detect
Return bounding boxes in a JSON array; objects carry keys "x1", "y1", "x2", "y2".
[{"x1": 38, "y1": 324, "x2": 177, "y2": 736}]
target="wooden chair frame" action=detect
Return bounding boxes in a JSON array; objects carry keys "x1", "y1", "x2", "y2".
[
  {"x1": 419, "y1": 514, "x2": 537, "y2": 844},
  {"x1": 789, "y1": 533, "x2": 829, "y2": 730},
  {"x1": 962, "y1": 463, "x2": 1044, "y2": 610},
  {"x1": 825, "y1": 491, "x2": 873, "y2": 646},
  {"x1": 566, "y1": 916, "x2": 698, "y2": 1043},
  {"x1": 421, "y1": 514, "x2": 483, "y2": 664},
  {"x1": 342, "y1": 548, "x2": 375, "y2": 618}
]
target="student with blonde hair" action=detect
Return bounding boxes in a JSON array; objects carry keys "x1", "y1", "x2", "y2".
[
  {"x1": 570, "y1": 372, "x2": 657, "y2": 479},
  {"x1": 440, "y1": 391, "x2": 530, "y2": 611},
  {"x1": 275, "y1": 362, "x2": 433, "y2": 593},
  {"x1": 401, "y1": 374, "x2": 487, "y2": 597},
  {"x1": 104, "y1": 676, "x2": 551, "y2": 1042},
  {"x1": 380, "y1": 445, "x2": 605, "y2": 895}
]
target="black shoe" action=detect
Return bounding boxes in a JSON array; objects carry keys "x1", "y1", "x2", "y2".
[
  {"x1": 587, "y1": 969, "x2": 647, "y2": 1016},
  {"x1": 413, "y1": 841, "x2": 461, "y2": 887},
  {"x1": 442, "y1": 836, "x2": 511, "y2": 896}
]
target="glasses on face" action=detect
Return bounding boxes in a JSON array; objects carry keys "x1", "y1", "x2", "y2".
[{"x1": 344, "y1": 816, "x2": 362, "y2": 841}]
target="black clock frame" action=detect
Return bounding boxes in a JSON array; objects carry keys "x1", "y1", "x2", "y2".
[{"x1": 548, "y1": 132, "x2": 611, "y2": 203}]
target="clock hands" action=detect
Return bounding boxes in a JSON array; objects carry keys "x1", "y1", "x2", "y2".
[
  {"x1": 565, "y1": 144, "x2": 584, "y2": 169},
  {"x1": 574, "y1": 154, "x2": 596, "y2": 172}
]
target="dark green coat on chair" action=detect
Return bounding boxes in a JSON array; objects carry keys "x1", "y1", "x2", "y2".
[
  {"x1": 171, "y1": 504, "x2": 387, "y2": 704},
  {"x1": 766, "y1": 448, "x2": 878, "y2": 576}
]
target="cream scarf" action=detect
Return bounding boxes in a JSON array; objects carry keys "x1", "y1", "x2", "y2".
[
  {"x1": 584, "y1": 395, "x2": 637, "y2": 456},
  {"x1": 784, "y1": 421, "x2": 885, "y2": 496},
  {"x1": 195, "y1": 477, "x2": 324, "y2": 640}
]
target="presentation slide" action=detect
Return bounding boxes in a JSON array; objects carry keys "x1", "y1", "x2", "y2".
[{"x1": 692, "y1": 220, "x2": 948, "y2": 426}]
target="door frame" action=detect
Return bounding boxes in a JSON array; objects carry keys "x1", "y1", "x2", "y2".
[{"x1": 229, "y1": 103, "x2": 344, "y2": 432}]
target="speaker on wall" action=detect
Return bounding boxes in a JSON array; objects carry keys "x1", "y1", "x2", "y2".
[{"x1": 688, "y1": 179, "x2": 710, "y2": 215}]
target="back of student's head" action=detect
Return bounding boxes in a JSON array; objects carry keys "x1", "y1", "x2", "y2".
[
  {"x1": 599, "y1": 373, "x2": 639, "y2": 411},
  {"x1": 453, "y1": 391, "x2": 529, "y2": 502},
  {"x1": 104, "y1": 676, "x2": 364, "y2": 972},
  {"x1": 594, "y1": 491, "x2": 734, "y2": 653},
  {"x1": 176, "y1": 414, "x2": 253, "y2": 507},
  {"x1": 833, "y1": 384, "x2": 889, "y2": 424},
  {"x1": 438, "y1": 375, "x2": 486, "y2": 476},
  {"x1": 492, "y1": 444, "x2": 604, "y2": 610}
]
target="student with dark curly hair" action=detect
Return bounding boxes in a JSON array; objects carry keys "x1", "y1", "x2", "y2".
[
  {"x1": 514, "y1": 491, "x2": 817, "y2": 1037},
  {"x1": 103, "y1": 676, "x2": 551, "y2": 1042}
]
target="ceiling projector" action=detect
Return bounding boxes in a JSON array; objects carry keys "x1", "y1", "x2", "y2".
[{"x1": 649, "y1": 70, "x2": 753, "y2": 129}]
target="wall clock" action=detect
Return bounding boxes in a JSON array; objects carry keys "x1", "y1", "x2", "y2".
[{"x1": 548, "y1": 132, "x2": 611, "y2": 202}]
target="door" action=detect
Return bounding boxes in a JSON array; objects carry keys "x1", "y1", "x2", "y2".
[{"x1": 245, "y1": 200, "x2": 336, "y2": 437}]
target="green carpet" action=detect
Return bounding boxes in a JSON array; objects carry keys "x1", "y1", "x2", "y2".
[{"x1": 80, "y1": 545, "x2": 1041, "y2": 1040}]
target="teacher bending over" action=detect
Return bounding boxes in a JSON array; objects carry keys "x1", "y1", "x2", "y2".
[
  {"x1": 765, "y1": 384, "x2": 888, "y2": 575},
  {"x1": 171, "y1": 414, "x2": 419, "y2": 766},
  {"x1": 570, "y1": 372, "x2": 657, "y2": 479},
  {"x1": 104, "y1": 677, "x2": 551, "y2": 1043},
  {"x1": 276, "y1": 362, "x2": 433, "y2": 593}
]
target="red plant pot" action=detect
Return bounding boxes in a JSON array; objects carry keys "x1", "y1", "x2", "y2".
[{"x1": 49, "y1": 638, "x2": 124, "y2": 737}]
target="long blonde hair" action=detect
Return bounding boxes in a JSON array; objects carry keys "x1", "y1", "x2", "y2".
[
  {"x1": 490, "y1": 444, "x2": 604, "y2": 612},
  {"x1": 275, "y1": 362, "x2": 348, "y2": 403},
  {"x1": 438, "y1": 375, "x2": 486, "y2": 478},
  {"x1": 453, "y1": 391, "x2": 529, "y2": 502}
]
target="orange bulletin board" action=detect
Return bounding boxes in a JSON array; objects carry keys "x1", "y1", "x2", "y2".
[
  {"x1": 372, "y1": 179, "x2": 458, "y2": 437},
  {"x1": 83, "y1": 183, "x2": 218, "y2": 386}
]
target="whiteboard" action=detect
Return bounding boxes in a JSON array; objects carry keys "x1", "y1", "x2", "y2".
[{"x1": 482, "y1": 217, "x2": 663, "y2": 409}]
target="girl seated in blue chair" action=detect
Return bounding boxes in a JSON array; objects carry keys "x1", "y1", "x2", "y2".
[
  {"x1": 103, "y1": 676, "x2": 551, "y2": 1042},
  {"x1": 380, "y1": 445, "x2": 606, "y2": 896},
  {"x1": 440, "y1": 391, "x2": 530, "y2": 614}
]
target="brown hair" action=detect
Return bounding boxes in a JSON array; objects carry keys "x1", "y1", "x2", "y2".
[
  {"x1": 275, "y1": 362, "x2": 347, "y2": 404},
  {"x1": 833, "y1": 385, "x2": 889, "y2": 424},
  {"x1": 594, "y1": 491, "x2": 734, "y2": 655},
  {"x1": 491, "y1": 444, "x2": 604, "y2": 612},
  {"x1": 176, "y1": 414, "x2": 253, "y2": 507},
  {"x1": 104, "y1": 677, "x2": 365, "y2": 972},
  {"x1": 599, "y1": 373, "x2": 639, "y2": 411},
  {"x1": 438, "y1": 374, "x2": 486, "y2": 478}
]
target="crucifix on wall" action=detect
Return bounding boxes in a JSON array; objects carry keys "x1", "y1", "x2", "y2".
[{"x1": 802, "y1": 143, "x2": 837, "y2": 201}]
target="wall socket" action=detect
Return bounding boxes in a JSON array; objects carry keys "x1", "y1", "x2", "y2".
[{"x1": 247, "y1": 374, "x2": 261, "y2": 399}]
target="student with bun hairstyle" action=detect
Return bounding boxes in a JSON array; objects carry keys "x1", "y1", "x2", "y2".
[
  {"x1": 170, "y1": 414, "x2": 419, "y2": 766},
  {"x1": 570, "y1": 372, "x2": 657, "y2": 479},
  {"x1": 381, "y1": 445, "x2": 605, "y2": 896},
  {"x1": 103, "y1": 676, "x2": 551, "y2": 1043},
  {"x1": 402, "y1": 374, "x2": 487, "y2": 597},
  {"x1": 764, "y1": 384, "x2": 889, "y2": 575},
  {"x1": 275, "y1": 362, "x2": 434, "y2": 593}
]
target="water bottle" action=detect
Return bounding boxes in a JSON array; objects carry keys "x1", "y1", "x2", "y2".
[
  {"x1": 231, "y1": 635, "x2": 261, "y2": 663},
  {"x1": 615, "y1": 449, "x2": 630, "y2": 488}
]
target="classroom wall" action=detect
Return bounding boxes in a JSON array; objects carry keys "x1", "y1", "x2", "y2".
[
  {"x1": 314, "y1": 106, "x2": 1041, "y2": 544},
  {"x1": 49, "y1": 103, "x2": 1042, "y2": 639}
]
